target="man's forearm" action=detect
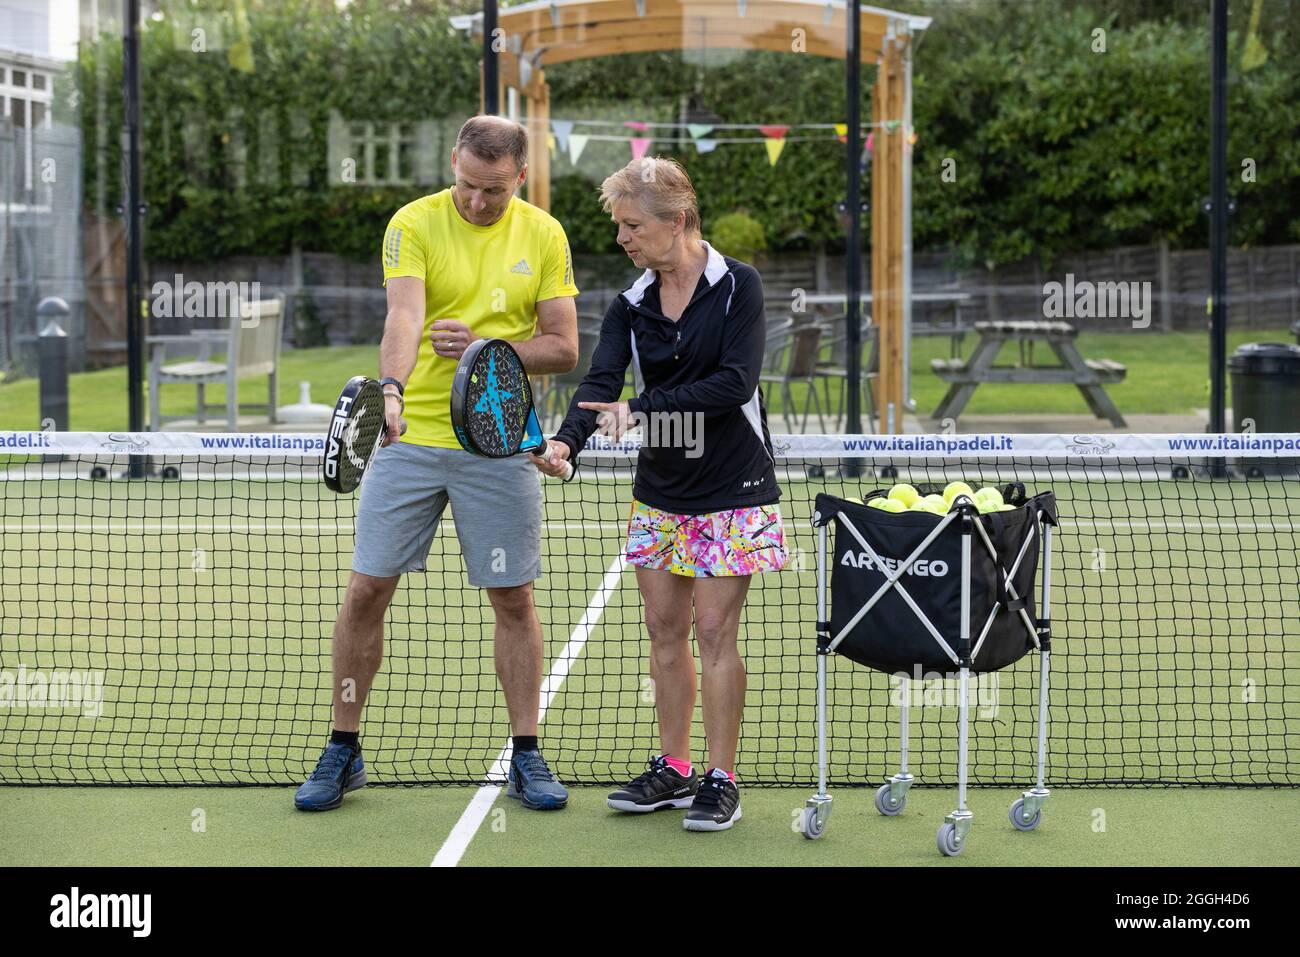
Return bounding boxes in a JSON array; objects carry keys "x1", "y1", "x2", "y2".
[
  {"x1": 378, "y1": 312, "x2": 423, "y2": 383},
  {"x1": 513, "y1": 333, "x2": 577, "y2": 375}
]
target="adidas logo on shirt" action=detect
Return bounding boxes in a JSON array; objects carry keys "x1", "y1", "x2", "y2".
[{"x1": 510, "y1": 259, "x2": 533, "y2": 276}]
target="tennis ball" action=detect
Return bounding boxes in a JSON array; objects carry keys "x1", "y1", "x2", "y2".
[
  {"x1": 922, "y1": 494, "x2": 948, "y2": 511},
  {"x1": 997, "y1": 503, "x2": 1015, "y2": 511},
  {"x1": 943, "y1": 481, "x2": 975, "y2": 505},
  {"x1": 887, "y1": 483, "x2": 920, "y2": 508},
  {"x1": 877, "y1": 498, "x2": 907, "y2": 513},
  {"x1": 866, "y1": 497, "x2": 888, "y2": 508},
  {"x1": 844, "y1": 496, "x2": 864, "y2": 504},
  {"x1": 975, "y1": 486, "x2": 1004, "y2": 508}
]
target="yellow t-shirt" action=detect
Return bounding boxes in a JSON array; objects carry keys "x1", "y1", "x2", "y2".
[{"x1": 381, "y1": 188, "x2": 580, "y2": 448}]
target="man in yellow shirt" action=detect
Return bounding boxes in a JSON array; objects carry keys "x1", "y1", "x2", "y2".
[{"x1": 296, "y1": 116, "x2": 579, "y2": 812}]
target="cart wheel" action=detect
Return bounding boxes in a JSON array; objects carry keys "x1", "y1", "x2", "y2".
[
  {"x1": 89, "y1": 466, "x2": 108, "y2": 481},
  {"x1": 874, "y1": 783, "x2": 905, "y2": 816},
  {"x1": 161, "y1": 465, "x2": 180, "y2": 480},
  {"x1": 800, "y1": 806, "x2": 826, "y2": 840},
  {"x1": 1009, "y1": 798, "x2": 1041, "y2": 831},
  {"x1": 1171, "y1": 465, "x2": 1191, "y2": 480},
  {"x1": 936, "y1": 822, "x2": 963, "y2": 857}
]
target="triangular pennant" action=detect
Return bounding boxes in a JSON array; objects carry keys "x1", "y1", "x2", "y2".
[
  {"x1": 694, "y1": 138, "x2": 718, "y2": 153},
  {"x1": 759, "y1": 124, "x2": 789, "y2": 139},
  {"x1": 630, "y1": 137, "x2": 652, "y2": 161},
  {"x1": 551, "y1": 119, "x2": 574, "y2": 153},
  {"x1": 548, "y1": 133, "x2": 556, "y2": 154},
  {"x1": 624, "y1": 120, "x2": 649, "y2": 132},
  {"x1": 687, "y1": 123, "x2": 715, "y2": 140},
  {"x1": 765, "y1": 137, "x2": 786, "y2": 166},
  {"x1": 865, "y1": 131, "x2": 875, "y2": 154},
  {"x1": 834, "y1": 123, "x2": 848, "y2": 143},
  {"x1": 568, "y1": 134, "x2": 589, "y2": 164}
]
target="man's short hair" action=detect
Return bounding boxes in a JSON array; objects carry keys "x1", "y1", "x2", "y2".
[{"x1": 455, "y1": 116, "x2": 529, "y2": 170}]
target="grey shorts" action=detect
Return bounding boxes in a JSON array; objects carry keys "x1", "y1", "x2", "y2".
[{"x1": 352, "y1": 442, "x2": 542, "y2": 587}]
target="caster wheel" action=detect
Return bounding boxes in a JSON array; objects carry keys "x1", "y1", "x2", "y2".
[
  {"x1": 1246, "y1": 466, "x2": 1265, "y2": 480},
  {"x1": 1009, "y1": 798, "x2": 1041, "y2": 831},
  {"x1": 800, "y1": 807, "x2": 826, "y2": 840},
  {"x1": 161, "y1": 465, "x2": 180, "y2": 480},
  {"x1": 936, "y1": 822, "x2": 964, "y2": 857},
  {"x1": 874, "y1": 783, "x2": 905, "y2": 816},
  {"x1": 1172, "y1": 465, "x2": 1190, "y2": 480},
  {"x1": 89, "y1": 466, "x2": 108, "y2": 481}
]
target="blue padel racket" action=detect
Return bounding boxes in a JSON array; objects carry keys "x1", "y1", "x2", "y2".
[
  {"x1": 322, "y1": 376, "x2": 405, "y2": 494},
  {"x1": 450, "y1": 338, "x2": 573, "y2": 479}
]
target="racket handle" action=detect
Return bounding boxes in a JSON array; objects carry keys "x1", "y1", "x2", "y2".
[{"x1": 539, "y1": 439, "x2": 574, "y2": 480}]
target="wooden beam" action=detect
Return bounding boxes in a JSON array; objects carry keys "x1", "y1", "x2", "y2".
[
  {"x1": 517, "y1": 17, "x2": 886, "y2": 62},
  {"x1": 525, "y1": 70, "x2": 552, "y2": 211},
  {"x1": 872, "y1": 36, "x2": 906, "y2": 433},
  {"x1": 495, "y1": 0, "x2": 897, "y2": 43}
]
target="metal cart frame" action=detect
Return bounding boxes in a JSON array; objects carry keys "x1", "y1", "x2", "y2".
[{"x1": 799, "y1": 496, "x2": 1055, "y2": 856}]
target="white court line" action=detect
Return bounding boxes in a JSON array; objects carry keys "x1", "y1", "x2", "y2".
[{"x1": 430, "y1": 554, "x2": 628, "y2": 868}]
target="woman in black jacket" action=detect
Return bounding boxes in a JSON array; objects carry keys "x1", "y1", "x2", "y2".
[{"x1": 531, "y1": 157, "x2": 786, "y2": 831}]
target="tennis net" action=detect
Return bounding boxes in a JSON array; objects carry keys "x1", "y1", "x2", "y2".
[{"x1": 1, "y1": 429, "x2": 1297, "y2": 787}]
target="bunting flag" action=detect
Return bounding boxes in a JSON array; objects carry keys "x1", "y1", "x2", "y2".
[
  {"x1": 548, "y1": 133, "x2": 556, "y2": 154},
  {"x1": 1242, "y1": 0, "x2": 1268, "y2": 71},
  {"x1": 834, "y1": 123, "x2": 848, "y2": 143},
  {"x1": 686, "y1": 123, "x2": 715, "y2": 140},
  {"x1": 764, "y1": 137, "x2": 786, "y2": 166},
  {"x1": 865, "y1": 131, "x2": 875, "y2": 154},
  {"x1": 551, "y1": 119, "x2": 574, "y2": 153},
  {"x1": 907, "y1": 130, "x2": 918, "y2": 147},
  {"x1": 568, "y1": 134, "x2": 589, "y2": 163},
  {"x1": 630, "y1": 137, "x2": 652, "y2": 161},
  {"x1": 759, "y1": 124, "x2": 790, "y2": 140},
  {"x1": 694, "y1": 139, "x2": 718, "y2": 153},
  {"x1": 624, "y1": 120, "x2": 650, "y2": 132}
]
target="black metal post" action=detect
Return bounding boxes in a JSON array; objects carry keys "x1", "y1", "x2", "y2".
[
  {"x1": 1209, "y1": 0, "x2": 1228, "y2": 438},
  {"x1": 123, "y1": 0, "x2": 149, "y2": 480},
  {"x1": 484, "y1": 0, "x2": 499, "y2": 115},
  {"x1": 38, "y1": 298, "x2": 70, "y2": 464}
]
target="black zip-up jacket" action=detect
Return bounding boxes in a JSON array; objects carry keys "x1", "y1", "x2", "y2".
[{"x1": 553, "y1": 241, "x2": 780, "y2": 515}]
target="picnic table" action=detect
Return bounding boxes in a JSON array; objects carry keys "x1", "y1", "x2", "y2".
[{"x1": 930, "y1": 320, "x2": 1128, "y2": 426}]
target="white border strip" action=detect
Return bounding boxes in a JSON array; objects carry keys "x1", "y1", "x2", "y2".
[
  {"x1": 5, "y1": 431, "x2": 1300, "y2": 460},
  {"x1": 430, "y1": 554, "x2": 628, "y2": 868}
]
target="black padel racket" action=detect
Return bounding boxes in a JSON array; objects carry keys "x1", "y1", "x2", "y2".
[
  {"x1": 450, "y1": 338, "x2": 573, "y2": 479},
  {"x1": 322, "y1": 376, "x2": 405, "y2": 494}
]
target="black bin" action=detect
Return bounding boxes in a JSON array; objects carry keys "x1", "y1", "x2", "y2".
[{"x1": 1228, "y1": 342, "x2": 1300, "y2": 475}]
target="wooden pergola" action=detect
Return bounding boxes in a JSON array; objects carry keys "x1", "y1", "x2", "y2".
[{"x1": 450, "y1": 0, "x2": 929, "y2": 431}]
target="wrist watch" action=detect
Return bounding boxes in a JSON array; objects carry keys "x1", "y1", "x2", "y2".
[{"x1": 379, "y1": 377, "x2": 405, "y2": 412}]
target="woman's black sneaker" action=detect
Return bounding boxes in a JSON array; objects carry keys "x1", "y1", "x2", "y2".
[
  {"x1": 607, "y1": 756, "x2": 698, "y2": 812},
  {"x1": 683, "y1": 768, "x2": 742, "y2": 831}
]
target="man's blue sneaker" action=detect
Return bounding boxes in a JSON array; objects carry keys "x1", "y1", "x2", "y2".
[
  {"x1": 294, "y1": 741, "x2": 367, "y2": 811},
  {"x1": 506, "y1": 749, "x2": 568, "y2": 810}
]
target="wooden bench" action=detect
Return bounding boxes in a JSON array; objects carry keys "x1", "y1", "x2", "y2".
[{"x1": 930, "y1": 320, "x2": 1127, "y2": 426}]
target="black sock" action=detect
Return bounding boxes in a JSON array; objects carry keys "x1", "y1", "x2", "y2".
[
  {"x1": 513, "y1": 735, "x2": 538, "y2": 754},
  {"x1": 331, "y1": 729, "x2": 359, "y2": 749}
]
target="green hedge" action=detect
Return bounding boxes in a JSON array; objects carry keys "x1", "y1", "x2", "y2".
[{"x1": 70, "y1": 0, "x2": 1300, "y2": 266}]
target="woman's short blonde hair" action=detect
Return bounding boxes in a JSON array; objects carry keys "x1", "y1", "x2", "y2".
[{"x1": 598, "y1": 157, "x2": 701, "y2": 238}]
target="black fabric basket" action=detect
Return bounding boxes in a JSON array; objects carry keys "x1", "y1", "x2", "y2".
[{"x1": 814, "y1": 490, "x2": 1058, "y2": 676}]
